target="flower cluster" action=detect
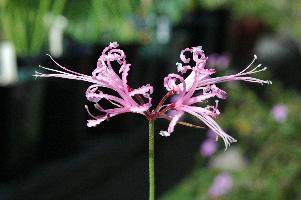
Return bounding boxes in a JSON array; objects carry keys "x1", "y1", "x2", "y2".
[{"x1": 35, "y1": 42, "x2": 271, "y2": 149}]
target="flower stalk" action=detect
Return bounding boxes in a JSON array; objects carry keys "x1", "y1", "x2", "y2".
[{"x1": 148, "y1": 119, "x2": 155, "y2": 200}]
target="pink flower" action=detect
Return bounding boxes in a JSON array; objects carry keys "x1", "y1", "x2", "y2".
[
  {"x1": 200, "y1": 138, "x2": 218, "y2": 157},
  {"x1": 208, "y1": 173, "x2": 233, "y2": 197},
  {"x1": 207, "y1": 53, "x2": 231, "y2": 69},
  {"x1": 159, "y1": 46, "x2": 271, "y2": 149},
  {"x1": 271, "y1": 104, "x2": 288, "y2": 123},
  {"x1": 35, "y1": 42, "x2": 153, "y2": 127}
]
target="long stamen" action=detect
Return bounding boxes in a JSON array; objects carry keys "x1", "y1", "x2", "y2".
[
  {"x1": 237, "y1": 55, "x2": 257, "y2": 75},
  {"x1": 46, "y1": 54, "x2": 88, "y2": 77},
  {"x1": 85, "y1": 105, "x2": 98, "y2": 119},
  {"x1": 158, "y1": 103, "x2": 174, "y2": 115},
  {"x1": 159, "y1": 115, "x2": 204, "y2": 129},
  {"x1": 155, "y1": 91, "x2": 174, "y2": 112},
  {"x1": 134, "y1": 94, "x2": 146, "y2": 105}
]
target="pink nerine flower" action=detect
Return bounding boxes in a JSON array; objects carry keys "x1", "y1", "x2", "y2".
[
  {"x1": 159, "y1": 46, "x2": 271, "y2": 149},
  {"x1": 35, "y1": 42, "x2": 153, "y2": 127}
]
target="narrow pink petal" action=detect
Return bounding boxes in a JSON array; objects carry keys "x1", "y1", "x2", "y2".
[
  {"x1": 121, "y1": 63, "x2": 131, "y2": 87},
  {"x1": 99, "y1": 107, "x2": 130, "y2": 115},
  {"x1": 183, "y1": 71, "x2": 196, "y2": 90},
  {"x1": 129, "y1": 84, "x2": 154, "y2": 98},
  {"x1": 159, "y1": 111, "x2": 184, "y2": 137},
  {"x1": 182, "y1": 105, "x2": 219, "y2": 118},
  {"x1": 129, "y1": 103, "x2": 151, "y2": 114},
  {"x1": 185, "y1": 93, "x2": 216, "y2": 105},
  {"x1": 167, "y1": 111, "x2": 184, "y2": 133},
  {"x1": 86, "y1": 85, "x2": 126, "y2": 106}
]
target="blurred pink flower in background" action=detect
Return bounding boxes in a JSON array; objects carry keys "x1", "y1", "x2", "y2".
[
  {"x1": 207, "y1": 129, "x2": 218, "y2": 140},
  {"x1": 207, "y1": 53, "x2": 231, "y2": 69},
  {"x1": 208, "y1": 173, "x2": 233, "y2": 198},
  {"x1": 200, "y1": 130, "x2": 218, "y2": 157},
  {"x1": 271, "y1": 104, "x2": 288, "y2": 123},
  {"x1": 200, "y1": 138, "x2": 218, "y2": 157}
]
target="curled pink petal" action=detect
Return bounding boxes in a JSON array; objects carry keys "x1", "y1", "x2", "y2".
[
  {"x1": 163, "y1": 74, "x2": 186, "y2": 94},
  {"x1": 192, "y1": 46, "x2": 207, "y2": 67},
  {"x1": 180, "y1": 48, "x2": 193, "y2": 63},
  {"x1": 176, "y1": 62, "x2": 192, "y2": 74}
]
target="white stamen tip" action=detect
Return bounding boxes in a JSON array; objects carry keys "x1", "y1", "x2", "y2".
[
  {"x1": 254, "y1": 54, "x2": 257, "y2": 59},
  {"x1": 159, "y1": 131, "x2": 170, "y2": 137},
  {"x1": 215, "y1": 100, "x2": 219, "y2": 107}
]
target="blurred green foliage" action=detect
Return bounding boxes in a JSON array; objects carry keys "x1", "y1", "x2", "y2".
[
  {"x1": 1, "y1": 0, "x2": 301, "y2": 54},
  {"x1": 160, "y1": 81, "x2": 301, "y2": 200},
  {"x1": 0, "y1": 0, "x2": 66, "y2": 55},
  {"x1": 201, "y1": 0, "x2": 301, "y2": 40},
  {"x1": 0, "y1": 0, "x2": 190, "y2": 53},
  {"x1": 64, "y1": 0, "x2": 143, "y2": 44},
  {"x1": 64, "y1": 0, "x2": 190, "y2": 44}
]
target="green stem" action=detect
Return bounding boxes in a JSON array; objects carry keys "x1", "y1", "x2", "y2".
[{"x1": 149, "y1": 119, "x2": 155, "y2": 200}]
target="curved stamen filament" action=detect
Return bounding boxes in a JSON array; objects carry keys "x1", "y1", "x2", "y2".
[
  {"x1": 160, "y1": 115, "x2": 204, "y2": 129},
  {"x1": 155, "y1": 91, "x2": 174, "y2": 112}
]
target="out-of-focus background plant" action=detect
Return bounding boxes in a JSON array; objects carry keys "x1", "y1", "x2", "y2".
[
  {"x1": 160, "y1": 81, "x2": 301, "y2": 200},
  {"x1": 202, "y1": 0, "x2": 301, "y2": 40},
  {"x1": 0, "y1": 0, "x2": 66, "y2": 55},
  {"x1": 0, "y1": 0, "x2": 300, "y2": 200}
]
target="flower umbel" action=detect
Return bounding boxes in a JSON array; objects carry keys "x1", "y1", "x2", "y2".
[
  {"x1": 35, "y1": 42, "x2": 271, "y2": 150},
  {"x1": 157, "y1": 46, "x2": 271, "y2": 149},
  {"x1": 35, "y1": 42, "x2": 153, "y2": 127}
]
